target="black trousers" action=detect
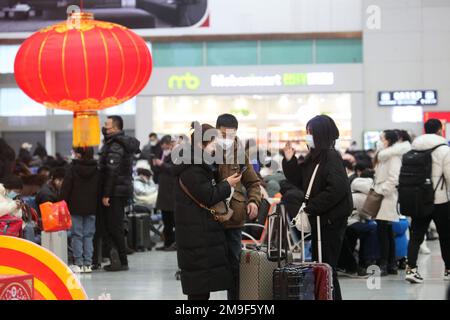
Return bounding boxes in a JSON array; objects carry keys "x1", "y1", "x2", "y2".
[
  {"x1": 338, "y1": 229, "x2": 359, "y2": 273},
  {"x1": 92, "y1": 204, "x2": 105, "y2": 265},
  {"x1": 408, "y1": 202, "x2": 450, "y2": 269},
  {"x1": 225, "y1": 228, "x2": 242, "y2": 300},
  {"x1": 376, "y1": 220, "x2": 396, "y2": 268},
  {"x1": 162, "y1": 210, "x2": 175, "y2": 247},
  {"x1": 188, "y1": 293, "x2": 210, "y2": 300},
  {"x1": 104, "y1": 197, "x2": 128, "y2": 266},
  {"x1": 310, "y1": 217, "x2": 347, "y2": 301}
]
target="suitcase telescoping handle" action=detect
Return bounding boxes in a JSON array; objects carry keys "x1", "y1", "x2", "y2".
[
  {"x1": 278, "y1": 205, "x2": 289, "y2": 268},
  {"x1": 300, "y1": 212, "x2": 322, "y2": 263},
  {"x1": 268, "y1": 204, "x2": 289, "y2": 268}
]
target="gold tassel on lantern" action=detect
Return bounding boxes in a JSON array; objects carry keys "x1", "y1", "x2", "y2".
[{"x1": 73, "y1": 111, "x2": 100, "y2": 147}]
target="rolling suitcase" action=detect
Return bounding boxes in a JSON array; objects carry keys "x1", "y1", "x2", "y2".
[
  {"x1": 128, "y1": 213, "x2": 152, "y2": 251},
  {"x1": 272, "y1": 205, "x2": 315, "y2": 300},
  {"x1": 239, "y1": 247, "x2": 279, "y2": 300},
  {"x1": 296, "y1": 209, "x2": 333, "y2": 300},
  {"x1": 41, "y1": 231, "x2": 68, "y2": 265},
  {"x1": 239, "y1": 206, "x2": 291, "y2": 300}
]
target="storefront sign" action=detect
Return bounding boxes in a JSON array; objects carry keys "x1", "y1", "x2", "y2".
[
  {"x1": 168, "y1": 73, "x2": 201, "y2": 90},
  {"x1": 378, "y1": 90, "x2": 437, "y2": 106},
  {"x1": 167, "y1": 72, "x2": 334, "y2": 90},
  {"x1": 211, "y1": 72, "x2": 334, "y2": 88}
]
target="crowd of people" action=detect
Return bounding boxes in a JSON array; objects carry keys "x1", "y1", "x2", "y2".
[
  {"x1": 1, "y1": 114, "x2": 449, "y2": 300},
  {"x1": 334, "y1": 121, "x2": 449, "y2": 285}
]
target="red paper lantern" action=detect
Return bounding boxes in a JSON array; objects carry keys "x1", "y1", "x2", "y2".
[{"x1": 14, "y1": 12, "x2": 152, "y2": 146}]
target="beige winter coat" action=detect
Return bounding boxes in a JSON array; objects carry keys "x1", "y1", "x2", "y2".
[
  {"x1": 349, "y1": 177, "x2": 374, "y2": 225},
  {"x1": 374, "y1": 141, "x2": 412, "y2": 222}
]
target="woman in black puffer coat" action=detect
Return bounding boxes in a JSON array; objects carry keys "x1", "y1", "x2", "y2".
[
  {"x1": 0, "y1": 138, "x2": 16, "y2": 183},
  {"x1": 282, "y1": 115, "x2": 353, "y2": 300},
  {"x1": 173, "y1": 122, "x2": 242, "y2": 300}
]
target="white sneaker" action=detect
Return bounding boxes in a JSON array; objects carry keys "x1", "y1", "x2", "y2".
[
  {"x1": 419, "y1": 242, "x2": 431, "y2": 255},
  {"x1": 405, "y1": 267, "x2": 424, "y2": 284},
  {"x1": 444, "y1": 270, "x2": 450, "y2": 281},
  {"x1": 83, "y1": 266, "x2": 92, "y2": 273},
  {"x1": 70, "y1": 265, "x2": 82, "y2": 273}
]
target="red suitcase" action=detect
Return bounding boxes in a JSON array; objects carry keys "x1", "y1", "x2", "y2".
[
  {"x1": 299, "y1": 214, "x2": 333, "y2": 300},
  {"x1": 285, "y1": 205, "x2": 333, "y2": 300}
]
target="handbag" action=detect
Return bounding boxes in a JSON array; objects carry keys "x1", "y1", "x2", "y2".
[
  {"x1": 21, "y1": 203, "x2": 38, "y2": 242},
  {"x1": 39, "y1": 200, "x2": 72, "y2": 232},
  {"x1": 361, "y1": 188, "x2": 384, "y2": 218},
  {"x1": 0, "y1": 215, "x2": 23, "y2": 237},
  {"x1": 291, "y1": 164, "x2": 320, "y2": 233},
  {"x1": 179, "y1": 179, "x2": 234, "y2": 223}
]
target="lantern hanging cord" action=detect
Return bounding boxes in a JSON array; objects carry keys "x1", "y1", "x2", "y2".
[{"x1": 80, "y1": 0, "x2": 83, "y2": 11}]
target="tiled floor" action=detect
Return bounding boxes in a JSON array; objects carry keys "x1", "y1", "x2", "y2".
[{"x1": 79, "y1": 241, "x2": 449, "y2": 300}]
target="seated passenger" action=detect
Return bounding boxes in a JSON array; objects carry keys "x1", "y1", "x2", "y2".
[
  {"x1": 338, "y1": 172, "x2": 379, "y2": 277},
  {"x1": 0, "y1": 183, "x2": 23, "y2": 219},
  {"x1": 133, "y1": 162, "x2": 158, "y2": 210}
]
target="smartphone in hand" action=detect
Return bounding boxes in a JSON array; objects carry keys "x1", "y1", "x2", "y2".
[{"x1": 238, "y1": 165, "x2": 248, "y2": 175}]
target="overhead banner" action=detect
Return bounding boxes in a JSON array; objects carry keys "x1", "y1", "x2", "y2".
[{"x1": 0, "y1": 0, "x2": 208, "y2": 33}]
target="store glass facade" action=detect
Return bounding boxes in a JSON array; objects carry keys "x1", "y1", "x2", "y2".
[{"x1": 152, "y1": 93, "x2": 352, "y2": 153}]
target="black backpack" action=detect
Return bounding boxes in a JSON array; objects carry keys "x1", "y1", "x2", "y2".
[{"x1": 398, "y1": 144, "x2": 447, "y2": 218}]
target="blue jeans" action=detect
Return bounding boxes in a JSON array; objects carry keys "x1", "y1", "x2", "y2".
[
  {"x1": 71, "y1": 215, "x2": 96, "y2": 266},
  {"x1": 349, "y1": 221, "x2": 379, "y2": 264},
  {"x1": 338, "y1": 221, "x2": 378, "y2": 272},
  {"x1": 225, "y1": 228, "x2": 242, "y2": 300}
]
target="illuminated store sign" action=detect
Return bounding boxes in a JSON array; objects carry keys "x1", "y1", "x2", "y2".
[
  {"x1": 211, "y1": 72, "x2": 334, "y2": 88},
  {"x1": 168, "y1": 73, "x2": 201, "y2": 90},
  {"x1": 167, "y1": 72, "x2": 334, "y2": 90},
  {"x1": 378, "y1": 90, "x2": 437, "y2": 106}
]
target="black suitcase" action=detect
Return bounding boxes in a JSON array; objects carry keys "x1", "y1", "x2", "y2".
[
  {"x1": 128, "y1": 213, "x2": 152, "y2": 251},
  {"x1": 272, "y1": 205, "x2": 316, "y2": 300}
]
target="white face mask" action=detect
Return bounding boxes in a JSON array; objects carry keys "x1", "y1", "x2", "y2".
[
  {"x1": 218, "y1": 138, "x2": 234, "y2": 150},
  {"x1": 304, "y1": 134, "x2": 315, "y2": 149},
  {"x1": 376, "y1": 140, "x2": 384, "y2": 151},
  {"x1": 163, "y1": 149, "x2": 171, "y2": 157},
  {"x1": 7, "y1": 191, "x2": 19, "y2": 200},
  {"x1": 204, "y1": 142, "x2": 216, "y2": 155},
  {"x1": 150, "y1": 140, "x2": 157, "y2": 147}
]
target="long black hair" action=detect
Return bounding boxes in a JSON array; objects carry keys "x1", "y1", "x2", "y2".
[
  {"x1": 394, "y1": 129, "x2": 411, "y2": 143},
  {"x1": 72, "y1": 147, "x2": 94, "y2": 161},
  {"x1": 306, "y1": 115, "x2": 340, "y2": 151},
  {"x1": 383, "y1": 130, "x2": 398, "y2": 147},
  {"x1": 374, "y1": 130, "x2": 399, "y2": 166}
]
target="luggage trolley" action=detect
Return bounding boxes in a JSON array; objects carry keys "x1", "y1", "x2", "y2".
[{"x1": 241, "y1": 199, "x2": 275, "y2": 249}]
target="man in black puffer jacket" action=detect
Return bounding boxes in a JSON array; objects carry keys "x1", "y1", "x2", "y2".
[{"x1": 99, "y1": 115, "x2": 140, "y2": 272}]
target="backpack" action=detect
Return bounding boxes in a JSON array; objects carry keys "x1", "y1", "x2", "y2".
[{"x1": 398, "y1": 144, "x2": 447, "y2": 218}]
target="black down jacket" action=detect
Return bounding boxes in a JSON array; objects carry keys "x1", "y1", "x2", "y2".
[
  {"x1": 173, "y1": 154, "x2": 233, "y2": 296},
  {"x1": 99, "y1": 131, "x2": 140, "y2": 198},
  {"x1": 154, "y1": 152, "x2": 176, "y2": 212},
  {"x1": 61, "y1": 159, "x2": 100, "y2": 216},
  {"x1": 282, "y1": 149, "x2": 353, "y2": 225}
]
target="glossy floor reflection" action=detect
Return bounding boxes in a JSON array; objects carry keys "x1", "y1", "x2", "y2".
[{"x1": 80, "y1": 240, "x2": 449, "y2": 300}]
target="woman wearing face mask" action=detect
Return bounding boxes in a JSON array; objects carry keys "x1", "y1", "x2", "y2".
[
  {"x1": 372, "y1": 130, "x2": 406, "y2": 276},
  {"x1": 153, "y1": 135, "x2": 177, "y2": 251},
  {"x1": 173, "y1": 122, "x2": 242, "y2": 300},
  {"x1": 282, "y1": 115, "x2": 353, "y2": 300},
  {"x1": 0, "y1": 183, "x2": 23, "y2": 219}
]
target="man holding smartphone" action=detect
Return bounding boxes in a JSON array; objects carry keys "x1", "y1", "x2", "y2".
[{"x1": 215, "y1": 114, "x2": 262, "y2": 300}]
